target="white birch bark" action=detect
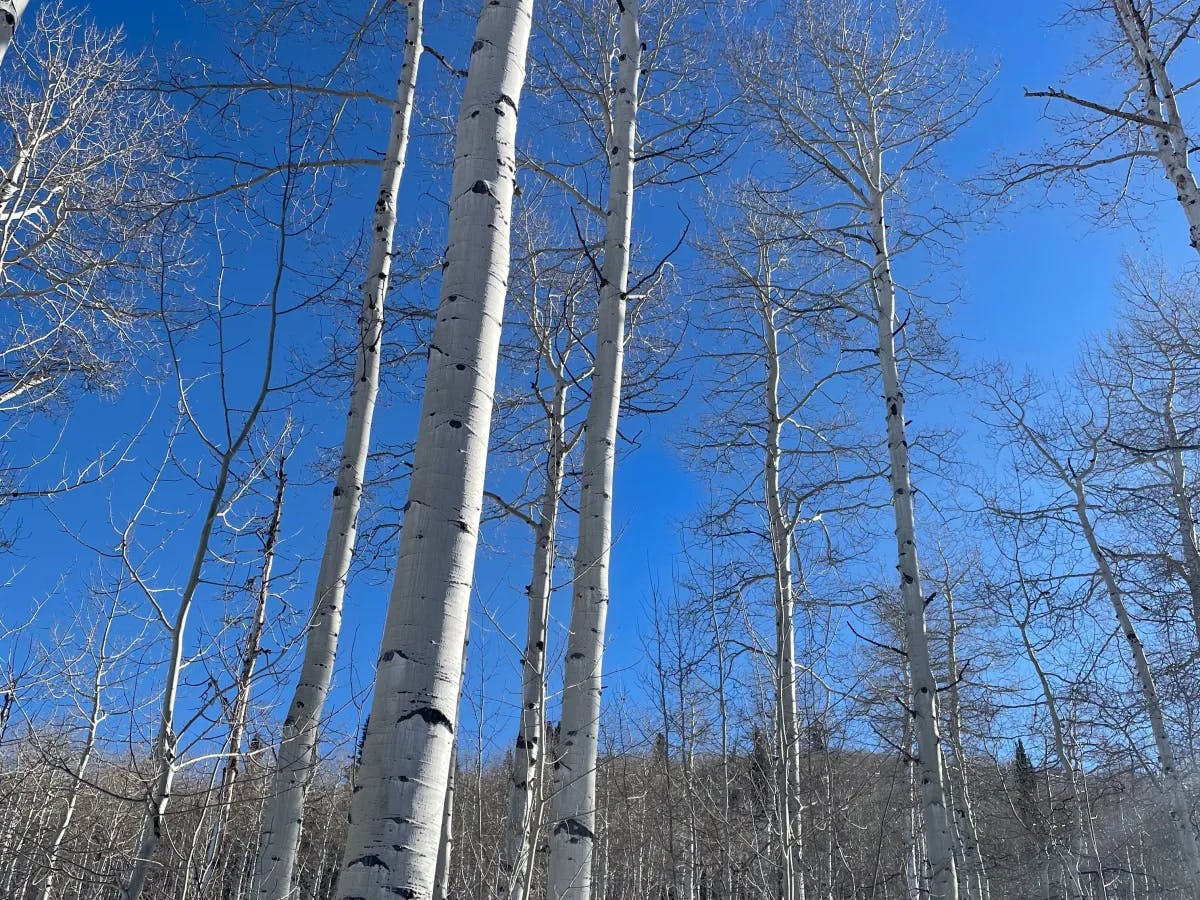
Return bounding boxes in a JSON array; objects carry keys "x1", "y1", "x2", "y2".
[
  {"x1": 500, "y1": 372, "x2": 568, "y2": 900},
  {"x1": 1110, "y1": 0, "x2": 1200, "y2": 253},
  {"x1": 200, "y1": 457, "x2": 286, "y2": 896},
  {"x1": 0, "y1": 1, "x2": 28, "y2": 70},
  {"x1": 252, "y1": 7, "x2": 423, "y2": 898},
  {"x1": 1160, "y1": 390, "x2": 1200, "y2": 648},
  {"x1": 1012, "y1": 613, "x2": 1091, "y2": 899},
  {"x1": 761, "y1": 272, "x2": 805, "y2": 900},
  {"x1": 941, "y1": 582, "x2": 989, "y2": 900},
  {"x1": 548, "y1": 5, "x2": 639, "y2": 899},
  {"x1": 38, "y1": 609, "x2": 115, "y2": 900},
  {"x1": 868, "y1": 185, "x2": 959, "y2": 900},
  {"x1": 334, "y1": 0, "x2": 532, "y2": 896},
  {"x1": 1066, "y1": 478, "x2": 1200, "y2": 895}
]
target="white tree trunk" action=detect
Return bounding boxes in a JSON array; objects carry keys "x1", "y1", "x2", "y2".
[
  {"x1": 38, "y1": 610, "x2": 115, "y2": 900},
  {"x1": 252, "y1": 7, "x2": 422, "y2": 898},
  {"x1": 868, "y1": 188, "x2": 959, "y2": 900},
  {"x1": 0, "y1": 1, "x2": 28, "y2": 70},
  {"x1": 500, "y1": 374, "x2": 568, "y2": 900},
  {"x1": 942, "y1": 583, "x2": 989, "y2": 900},
  {"x1": 761, "y1": 291, "x2": 805, "y2": 900},
  {"x1": 1161, "y1": 394, "x2": 1200, "y2": 648},
  {"x1": 333, "y1": 1, "x2": 532, "y2": 897},
  {"x1": 1069, "y1": 481, "x2": 1200, "y2": 895},
  {"x1": 1111, "y1": 0, "x2": 1200, "y2": 252},
  {"x1": 547, "y1": 5, "x2": 639, "y2": 899}
]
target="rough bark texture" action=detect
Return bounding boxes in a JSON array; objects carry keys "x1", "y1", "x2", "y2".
[
  {"x1": 252, "y1": 7, "x2": 422, "y2": 898},
  {"x1": 547, "y1": 5, "x2": 639, "y2": 899},
  {"x1": 869, "y1": 188, "x2": 959, "y2": 900},
  {"x1": 500, "y1": 375, "x2": 568, "y2": 900},
  {"x1": 333, "y1": 1, "x2": 532, "y2": 897}
]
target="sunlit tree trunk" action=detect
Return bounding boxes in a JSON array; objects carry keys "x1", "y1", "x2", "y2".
[
  {"x1": 868, "y1": 182, "x2": 958, "y2": 899},
  {"x1": 1111, "y1": 0, "x2": 1200, "y2": 252},
  {"x1": 500, "y1": 373, "x2": 568, "y2": 900},
  {"x1": 334, "y1": 1, "x2": 532, "y2": 897},
  {"x1": 252, "y1": 6, "x2": 422, "y2": 898},
  {"x1": 760, "y1": 264, "x2": 805, "y2": 900},
  {"x1": 548, "y1": 4, "x2": 640, "y2": 900},
  {"x1": 1067, "y1": 479, "x2": 1200, "y2": 895}
]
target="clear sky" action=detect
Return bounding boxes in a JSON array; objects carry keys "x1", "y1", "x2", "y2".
[{"x1": 8, "y1": 0, "x2": 1198, "y2": 761}]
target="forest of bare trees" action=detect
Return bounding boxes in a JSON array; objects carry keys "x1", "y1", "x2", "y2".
[{"x1": 2, "y1": 1, "x2": 1200, "y2": 899}]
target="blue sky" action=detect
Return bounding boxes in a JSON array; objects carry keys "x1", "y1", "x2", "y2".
[{"x1": 7, "y1": 0, "x2": 1198, "y2": 762}]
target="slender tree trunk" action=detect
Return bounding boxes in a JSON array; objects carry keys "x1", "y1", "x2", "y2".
[
  {"x1": 942, "y1": 584, "x2": 988, "y2": 900},
  {"x1": 0, "y1": 0, "x2": 29, "y2": 70},
  {"x1": 252, "y1": 7, "x2": 422, "y2": 898},
  {"x1": 500, "y1": 374, "x2": 568, "y2": 900},
  {"x1": 1013, "y1": 617, "x2": 1092, "y2": 900},
  {"x1": 434, "y1": 740, "x2": 458, "y2": 900},
  {"x1": 1069, "y1": 482, "x2": 1200, "y2": 896},
  {"x1": 334, "y1": 1, "x2": 532, "y2": 897},
  {"x1": 868, "y1": 185, "x2": 958, "y2": 900},
  {"x1": 1111, "y1": 0, "x2": 1200, "y2": 252},
  {"x1": 201, "y1": 455, "x2": 287, "y2": 896},
  {"x1": 38, "y1": 612, "x2": 116, "y2": 900},
  {"x1": 761, "y1": 283, "x2": 805, "y2": 900},
  {"x1": 1161, "y1": 392, "x2": 1200, "y2": 648},
  {"x1": 547, "y1": 5, "x2": 640, "y2": 900}
]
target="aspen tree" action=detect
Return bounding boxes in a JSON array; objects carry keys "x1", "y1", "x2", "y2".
[
  {"x1": 990, "y1": 379, "x2": 1200, "y2": 897},
  {"x1": 333, "y1": 1, "x2": 533, "y2": 897},
  {"x1": 734, "y1": 3, "x2": 986, "y2": 894},
  {"x1": 251, "y1": 6, "x2": 424, "y2": 897},
  {"x1": 1009, "y1": 1, "x2": 1200, "y2": 254},
  {"x1": 548, "y1": 5, "x2": 640, "y2": 898}
]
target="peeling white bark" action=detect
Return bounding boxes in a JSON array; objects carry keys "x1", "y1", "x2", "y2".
[
  {"x1": 333, "y1": 1, "x2": 532, "y2": 897},
  {"x1": 548, "y1": 5, "x2": 639, "y2": 899},
  {"x1": 252, "y1": 7, "x2": 423, "y2": 898}
]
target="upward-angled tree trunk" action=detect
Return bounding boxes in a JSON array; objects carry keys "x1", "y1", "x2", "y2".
[
  {"x1": 0, "y1": 1, "x2": 29, "y2": 70},
  {"x1": 759, "y1": 267, "x2": 805, "y2": 900},
  {"x1": 499, "y1": 371, "x2": 569, "y2": 900},
  {"x1": 1160, "y1": 390, "x2": 1200, "y2": 648},
  {"x1": 868, "y1": 183, "x2": 959, "y2": 900},
  {"x1": 547, "y1": 5, "x2": 640, "y2": 899},
  {"x1": 252, "y1": 6, "x2": 422, "y2": 897},
  {"x1": 941, "y1": 579, "x2": 989, "y2": 900},
  {"x1": 1110, "y1": 0, "x2": 1200, "y2": 252},
  {"x1": 1066, "y1": 478, "x2": 1200, "y2": 896},
  {"x1": 199, "y1": 452, "x2": 287, "y2": 897},
  {"x1": 333, "y1": 1, "x2": 532, "y2": 897}
]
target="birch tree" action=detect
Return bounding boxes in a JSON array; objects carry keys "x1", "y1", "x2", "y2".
[
  {"x1": 333, "y1": 1, "x2": 533, "y2": 897},
  {"x1": 734, "y1": 2, "x2": 986, "y2": 895},
  {"x1": 0, "y1": 3, "x2": 178, "y2": 417},
  {"x1": 1005, "y1": 0, "x2": 1200, "y2": 254},
  {"x1": 251, "y1": 5, "x2": 424, "y2": 896},
  {"x1": 547, "y1": 4, "x2": 640, "y2": 895},
  {"x1": 988, "y1": 374, "x2": 1200, "y2": 897}
]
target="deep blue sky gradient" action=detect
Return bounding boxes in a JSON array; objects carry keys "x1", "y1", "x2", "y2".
[{"x1": 8, "y1": 0, "x2": 1197, "y2": 763}]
